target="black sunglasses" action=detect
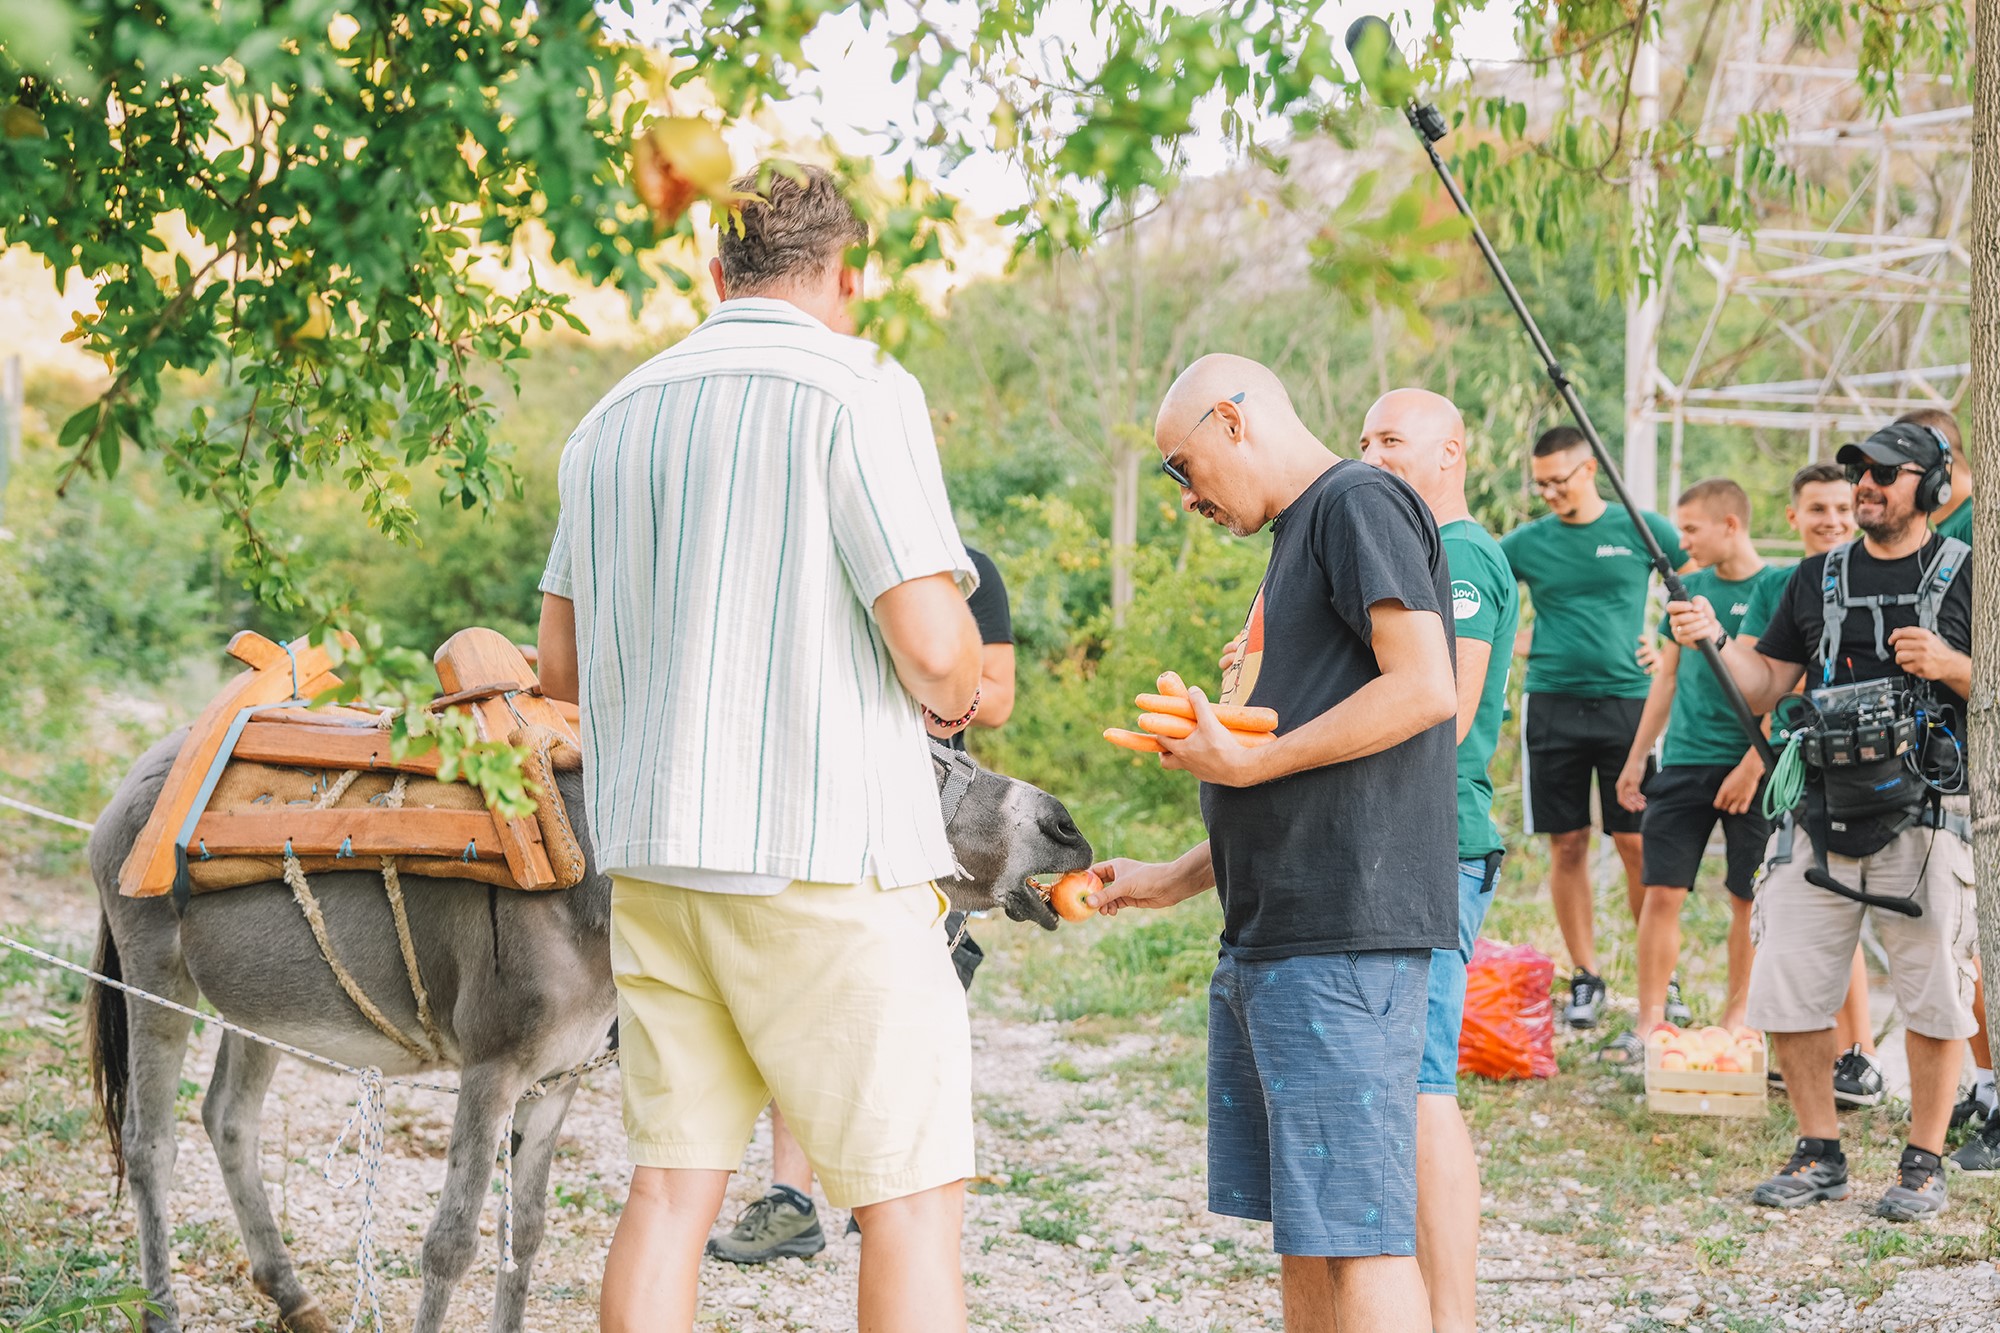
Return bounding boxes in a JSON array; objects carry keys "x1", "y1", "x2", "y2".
[
  {"x1": 1844, "y1": 461, "x2": 1924, "y2": 488},
  {"x1": 1160, "y1": 391, "x2": 1245, "y2": 489}
]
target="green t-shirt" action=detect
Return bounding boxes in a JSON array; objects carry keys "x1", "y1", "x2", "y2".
[
  {"x1": 1442, "y1": 519, "x2": 1519, "y2": 859},
  {"x1": 1738, "y1": 561, "x2": 1796, "y2": 640},
  {"x1": 1499, "y1": 506, "x2": 1687, "y2": 700},
  {"x1": 1658, "y1": 563, "x2": 1792, "y2": 767},
  {"x1": 1935, "y1": 500, "x2": 1973, "y2": 546}
]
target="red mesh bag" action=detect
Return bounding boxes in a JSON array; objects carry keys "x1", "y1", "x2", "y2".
[{"x1": 1457, "y1": 937, "x2": 1557, "y2": 1080}]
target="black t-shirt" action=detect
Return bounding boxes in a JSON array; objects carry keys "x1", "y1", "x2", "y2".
[
  {"x1": 1755, "y1": 535, "x2": 1973, "y2": 722},
  {"x1": 1200, "y1": 461, "x2": 1459, "y2": 960},
  {"x1": 950, "y1": 546, "x2": 1013, "y2": 753}
]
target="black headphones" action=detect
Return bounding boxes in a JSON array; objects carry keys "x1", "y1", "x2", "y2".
[{"x1": 1878, "y1": 421, "x2": 1955, "y2": 513}]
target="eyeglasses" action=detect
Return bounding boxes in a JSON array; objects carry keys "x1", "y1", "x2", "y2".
[
  {"x1": 1531, "y1": 459, "x2": 1591, "y2": 494},
  {"x1": 1161, "y1": 391, "x2": 1245, "y2": 489},
  {"x1": 1844, "y1": 461, "x2": 1925, "y2": 489}
]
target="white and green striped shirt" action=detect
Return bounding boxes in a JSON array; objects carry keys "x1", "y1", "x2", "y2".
[{"x1": 540, "y1": 298, "x2": 975, "y2": 890}]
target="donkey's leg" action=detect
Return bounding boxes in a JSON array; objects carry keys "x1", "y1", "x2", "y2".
[
  {"x1": 412, "y1": 1064, "x2": 524, "y2": 1333},
  {"x1": 123, "y1": 965, "x2": 197, "y2": 1333},
  {"x1": 201, "y1": 1034, "x2": 332, "y2": 1333},
  {"x1": 487, "y1": 1083, "x2": 579, "y2": 1333}
]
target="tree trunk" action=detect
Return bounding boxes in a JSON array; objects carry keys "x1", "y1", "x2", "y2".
[{"x1": 1971, "y1": 0, "x2": 2000, "y2": 1082}]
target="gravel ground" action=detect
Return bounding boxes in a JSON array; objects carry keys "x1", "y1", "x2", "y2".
[{"x1": 5, "y1": 865, "x2": 1999, "y2": 1332}]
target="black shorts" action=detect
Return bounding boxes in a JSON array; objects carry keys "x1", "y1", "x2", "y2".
[
  {"x1": 1521, "y1": 692, "x2": 1649, "y2": 837},
  {"x1": 1638, "y1": 765, "x2": 1771, "y2": 900}
]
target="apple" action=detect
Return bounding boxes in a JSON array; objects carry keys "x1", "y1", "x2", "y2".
[
  {"x1": 634, "y1": 117, "x2": 734, "y2": 225},
  {"x1": 1046, "y1": 870, "x2": 1102, "y2": 924},
  {"x1": 1714, "y1": 1054, "x2": 1743, "y2": 1074},
  {"x1": 1659, "y1": 1051, "x2": 1688, "y2": 1072}
]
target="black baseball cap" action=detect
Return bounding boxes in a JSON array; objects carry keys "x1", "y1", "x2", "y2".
[{"x1": 1835, "y1": 422, "x2": 1945, "y2": 471}]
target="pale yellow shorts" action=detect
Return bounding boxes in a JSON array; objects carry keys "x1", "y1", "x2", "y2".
[{"x1": 608, "y1": 875, "x2": 974, "y2": 1207}]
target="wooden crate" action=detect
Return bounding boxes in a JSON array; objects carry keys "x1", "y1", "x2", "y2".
[{"x1": 1645, "y1": 1043, "x2": 1769, "y2": 1118}]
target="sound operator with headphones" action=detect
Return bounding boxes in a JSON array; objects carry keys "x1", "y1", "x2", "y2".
[{"x1": 1668, "y1": 420, "x2": 1972, "y2": 1223}]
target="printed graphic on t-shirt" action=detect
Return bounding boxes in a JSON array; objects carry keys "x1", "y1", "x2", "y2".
[
  {"x1": 1222, "y1": 589, "x2": 1266, "y2": 705},
  {"x1": 1451, "y1": 580, "x2": 1483, "y2": 621}
]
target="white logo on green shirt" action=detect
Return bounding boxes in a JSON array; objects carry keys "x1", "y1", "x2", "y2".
[
  {"x1": 1451, "y1": 580, "x2": 1482, "y2": 620},
  {"x1": 1594, "y1": 544, "x2": 1633, "y2": 558}
]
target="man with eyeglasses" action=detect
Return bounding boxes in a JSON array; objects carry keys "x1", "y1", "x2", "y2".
[
  {"x1": 1090, "y1": 354, "x2": 1458, "y2": 1332},
  {"x1": 1499, "y1": 427, "x2": 1687, "y2": 1031},
  {"x1": 1667, "y1": 422, "x2": 1973, "y2": 1220}
]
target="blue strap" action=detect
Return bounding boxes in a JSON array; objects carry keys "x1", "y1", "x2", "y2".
[
  {"x1": 281, "y1": 640, "x2": 302, "y2": 699},
  {"x1": 283, "y1": 838, "x2": 294, "y2": 857},
  {"x1": 197, "y1": 839, "x2": 209, "y2": 861},
  {"x1": 336, "y1": 836, "x2": 354, "y2": 859},
  {"x1": 462, "y1": 840, "x2": 477, "y2": 862},
  {"x1": 172, "y1": 698, "x2": 314, "y2": 869}
]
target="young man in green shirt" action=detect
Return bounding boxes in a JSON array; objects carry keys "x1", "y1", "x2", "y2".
[
  {"x1": 1500, "y1": 426, "x2": 1687, "y2": 1028},
  {"x1": 1602, "y1": 479, "x2": 1788, "y2": 1064},
  {"x1": 1361, "y1": 388, "x2": 1517, "y2": 1333}
]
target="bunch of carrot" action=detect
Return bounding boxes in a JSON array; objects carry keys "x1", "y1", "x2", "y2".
[{"x1": 1103, "y1": 671, "x2": 1279, "y2": 753}]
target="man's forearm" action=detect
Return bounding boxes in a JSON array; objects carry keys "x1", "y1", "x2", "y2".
[
  {"x1": 1628, "y1": 674, "x2": 1676, "y2": 766},
  {"x1": 1249, "y1": 668, "x2": 1455, "y2": 783},
  {"x1": 1716, "y1": 636, "x2": 1794, "y2": 715},
  {"x1": 1167, "y1": 840, "x2": 1218, "y2": 901},
  {"x1": 1939, "y1": 650, "x2": 1973, "y2": 702}
]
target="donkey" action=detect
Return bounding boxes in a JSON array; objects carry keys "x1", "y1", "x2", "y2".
[{"x1": 86, "y1": 729, "x2": 1091, "y2": 1333}]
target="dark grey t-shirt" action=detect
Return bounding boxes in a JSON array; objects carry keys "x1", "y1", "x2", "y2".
[{"x1": 1201, "y1": 461, "x2": 1459, "y2": 959}]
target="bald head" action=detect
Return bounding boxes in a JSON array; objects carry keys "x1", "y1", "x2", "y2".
[
  {"x1": 1155, "y1": 353, "x2": 1301, "y2": 445},
  {"x1": 1360, "y1": 387, "x2": 1470, "y2": 522},
  {"x1": 1152, "y1": 353, "x2": 1336, "y2": 537}
]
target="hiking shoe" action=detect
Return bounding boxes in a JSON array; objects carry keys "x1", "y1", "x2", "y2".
[
  {"x1": 706, "y1": 1188, "x2": 826, "y2": 1264},
  {"x1": 1950, "y1": 1081, "x2": 1997, "y2": 1130},
  {"x1": 1664, "y1": 976, "x2": 1693, "y2": 1028},
  {"x1": 1874, "y1": 1148, "x2": 1948, "y2": 1222},
  {"x1": 1751, "y1": 1140, "x2": 1850, "y2": 1208},
  {"x1": 1595, "y1": 1030, "x2": 1646, "y2": 1067},
  {"x1": 1564, "y1": 970, "x2": 1606, "y2": 1030},
  {"x1": 1951, "y1": 1115, "x2": 2000, "y2": 1175},
  {"x1": 1832, "y1": 1045, "x2": 1886, "y2": 1110}
]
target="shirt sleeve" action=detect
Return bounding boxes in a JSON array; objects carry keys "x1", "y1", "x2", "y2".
[
  {"x1": 1737, "y1": 568, "x2": 1785, "y2": 639},
  {"x1": 1319, "y1": 477, "x2": 1446, "y2": 641},
  {"x1": 965, "y1": 547, "x2": 1014, "y2": 645},
  {"x1": 827, "y1": 365, "x2": 976, "y2": 608},
  {"x1": 1751, "y1": 563, "x2": 1812, "y2": 664},
  {"x1": 1649, "y1": 510, "x2": 1690, "y2": 568},
  {"x1": 1449, "y1": 542, "x2": 1506, "y2": 646},
  {"x1": 538, "y1": 450, "x2": 577, "y2": 598}
]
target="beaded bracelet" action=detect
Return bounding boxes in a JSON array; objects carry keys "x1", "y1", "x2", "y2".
[{"x1": 924, "y1": 689, "x2": 981, "y2": 731}]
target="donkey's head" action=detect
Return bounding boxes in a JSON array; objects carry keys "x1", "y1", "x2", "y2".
[{"x1": 932, "y1": 745, "x2": 1092, "y2": 931}]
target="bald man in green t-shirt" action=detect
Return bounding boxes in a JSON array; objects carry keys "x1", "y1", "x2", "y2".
[{"x1": 1500, "y1": 426, "x2": 1687, "y2": 1030}]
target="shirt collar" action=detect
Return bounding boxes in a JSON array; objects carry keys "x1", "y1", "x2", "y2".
[{"x1": 703, "y1": 297, "x2": 830, "y2": 331}]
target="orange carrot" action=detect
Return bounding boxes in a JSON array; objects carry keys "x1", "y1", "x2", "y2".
[
  {"x1": 1156, "y1": 671, "x2": 1189, "y2": 699},
  {"x1": 1124, "y1": 716, "x2": 1277, "y2": 748},
  {"x1": 1132, "y1": 694, "x2": 1279, "y2": 733},
  {"x1": 1103, "y1": 728, "x2": 1166, "y2": 753}
]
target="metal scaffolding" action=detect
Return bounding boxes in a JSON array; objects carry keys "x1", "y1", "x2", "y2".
[{"x1": 1629, "y1": 2, "x2": 1971, "y2": 505}]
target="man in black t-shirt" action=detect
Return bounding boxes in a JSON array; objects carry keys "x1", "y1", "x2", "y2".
[
  {"x1": 1092, "y1": 353, "x2": 1457, "y2": 1331},
  {"x1": 1668, "y1": 423, "x2": 1972, "y2": 1224}
]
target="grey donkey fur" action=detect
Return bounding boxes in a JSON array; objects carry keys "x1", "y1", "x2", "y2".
[{"x1": 87, "y1": 728, "x2": 1093, "y2": 1332}]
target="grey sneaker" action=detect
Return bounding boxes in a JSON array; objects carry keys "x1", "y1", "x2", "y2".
[
  {"x1": 1874, "y1": 1148, "x2": 1948, "y2": 1222},
  {"x1": 1664, "y1": 976, "x2": 1693, "y2": 1028},
  {"x1": 706, "y1": 1188, "x2": 826, "y2": 1263},
  {"x1": 1564, "y1": 970, "x2": 1606, "y2": 1030},
  {"x1": 1950, "y1": 1080, "x2": 1996, "y2": 1130},
  {"x1": 1751, "y1": 1140, "x2": 1850, "y2": 1209},
  {"x1": 1951, "y1": 1117, "x2": 2000, "y2": 1175},
  {"x1": 1832, "y1": 1045, "x2": 1886, "y2": 1110}
]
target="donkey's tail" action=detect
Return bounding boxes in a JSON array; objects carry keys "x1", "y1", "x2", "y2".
[{"x1": 84, "y1": 912, "x2": 129, "y2": 1182}]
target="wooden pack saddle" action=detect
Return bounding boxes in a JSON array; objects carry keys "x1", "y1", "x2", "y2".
[{"x1": 118, "y1": 627, "x2": 588, "y2": 905}]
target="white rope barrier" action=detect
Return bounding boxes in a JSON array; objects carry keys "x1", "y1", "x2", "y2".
[{"x1": 0, "y1": 791, "x2": 97, "y2": 832}]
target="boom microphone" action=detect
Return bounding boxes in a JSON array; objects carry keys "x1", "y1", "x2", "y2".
[{"x1": 1355, "y1": 15, "x2": 1776, "y2": 779}]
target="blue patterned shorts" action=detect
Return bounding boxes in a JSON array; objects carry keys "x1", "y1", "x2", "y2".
[{"x1": 1207, "y1": 947, "x2": 1429, "y2": 1257}]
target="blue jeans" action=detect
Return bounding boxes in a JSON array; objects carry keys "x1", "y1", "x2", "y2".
[
  {"x1": 1417, "y1": 858, "x2": 1498, "y2": 1095},
  {"x1": 1207, "y1": 947, "x2": 1430, "y2": 1256}
]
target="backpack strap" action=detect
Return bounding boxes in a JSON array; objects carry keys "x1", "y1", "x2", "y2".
[
  {"x1": 1916, "y1": 537, "x2": 1969, "y2": 636},
  {"x1": 1817, "y1": 542, "x2": 1852, "y2": 685}
]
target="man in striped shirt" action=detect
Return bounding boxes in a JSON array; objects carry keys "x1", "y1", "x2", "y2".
[{"x1": 536, "y1": 163, "x2": 984, "y2": 1332}]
